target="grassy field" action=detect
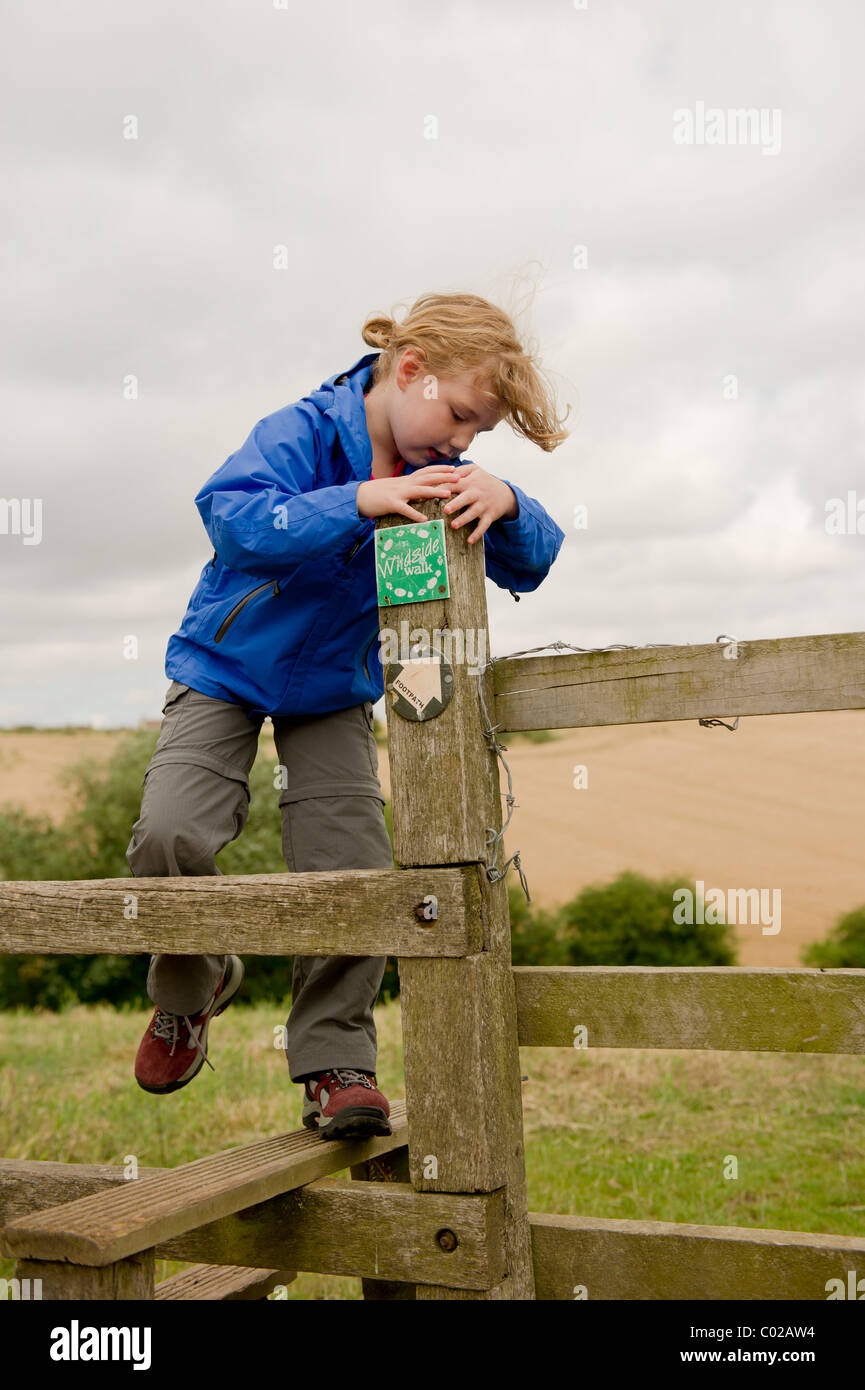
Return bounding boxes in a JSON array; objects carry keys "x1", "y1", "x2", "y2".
[{"x1": 2, "y1": 997, "x2": 864, "y2": 1299}]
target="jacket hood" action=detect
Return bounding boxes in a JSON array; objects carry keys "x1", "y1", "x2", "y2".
[
  {"x1": 304, "y1": 352, "x2": 382, "y2": 478},
  {"x1": 319, "y1": 351, "x2": 380, "y2": 394}
]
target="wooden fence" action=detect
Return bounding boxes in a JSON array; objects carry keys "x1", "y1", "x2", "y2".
[{"x1": 1, "y1": 498, "x2": 864, "y2": 1300}]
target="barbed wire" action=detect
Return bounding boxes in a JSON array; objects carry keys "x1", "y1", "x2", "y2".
[{"x1": 473, "y1": 635, "x2": 742, "y2": 904}]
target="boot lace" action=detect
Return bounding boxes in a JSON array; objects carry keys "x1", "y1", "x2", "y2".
[
  {"x1": 151, "y1": 1008, "x2": 216, "y2": 1072},
  {"x1": 327, "y1": 1068, "x2": 375, "y2": 1090}
]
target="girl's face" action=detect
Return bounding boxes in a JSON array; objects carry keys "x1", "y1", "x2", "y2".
[{"x1": 381, "y1": 348, "x2": 503, "y2": 466}]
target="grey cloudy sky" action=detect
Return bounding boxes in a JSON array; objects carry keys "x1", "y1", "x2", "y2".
[{"x1": 2, "y1": 0, "x2": 863, "y2": 727}]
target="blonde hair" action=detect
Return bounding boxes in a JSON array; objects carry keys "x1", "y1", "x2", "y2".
[{"x1": 360, "y1": 291, "x2": 570, "y2": 452}]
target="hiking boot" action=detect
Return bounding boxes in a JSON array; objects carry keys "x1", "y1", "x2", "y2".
[
  {"x1": 301, "y1": 1068, "x2": 391, "y2": 1140},
  {"x1": 134, "y1": 956, "x2": 244, "y2": 1094}
]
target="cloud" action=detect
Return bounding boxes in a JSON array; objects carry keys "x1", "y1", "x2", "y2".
[{"x1": 1, "y1": 0, "x2": 863, "y2": 725}]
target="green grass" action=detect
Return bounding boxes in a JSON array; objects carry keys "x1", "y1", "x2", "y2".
[{"x1": 2, "y1": 999, "x2": 864, "y2": 1299}]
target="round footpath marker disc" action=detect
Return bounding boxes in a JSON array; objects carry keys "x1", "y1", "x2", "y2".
[{"x1": 384, "y1": 644, "x2": 454, "y2": 721}]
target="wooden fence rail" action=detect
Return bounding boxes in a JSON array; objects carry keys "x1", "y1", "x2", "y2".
[
  {"x1": 4, "y1": 1159, "x2": 865, "y2": 1302},
  {"x1": 492, "y1": 630, "x2": 865, "y2": 730},
  {"x1": 0, "y1": 867, "x2": 483, "y2": 957},
  {"x1": 514, "y1": 966, "x2": 865, "y2": 1052}
]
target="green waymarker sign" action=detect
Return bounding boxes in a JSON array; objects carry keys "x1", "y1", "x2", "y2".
[{"x1": 375, "y1": 519, "x2": 450, "y2": 607}]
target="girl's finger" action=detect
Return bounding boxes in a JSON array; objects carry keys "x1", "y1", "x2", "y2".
[
  {"x1": 449, "y1": 502, "x2": 482, "y2": 528},
  {"x1": 443, "y1": 488, "x2": 475, "y2": 512}
]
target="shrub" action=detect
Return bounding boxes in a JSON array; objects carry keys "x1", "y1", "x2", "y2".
[
  {"x1": 0, "y1": 731, "x2": 161, "y2": 1011},
  {"x1": 508, "y1": 882, "x2": 568, "y2": 965},
  {"x1": 0, "y1": 808, "x2": 77, "y2": 883},
  {"x1": 801, "y1": 905, "x2": 865, "y2": 968},
  {"x1": 556, "y1": 869, "x2": 737, "y2": 966},
  {"x1": 508, "y1": 869, "x2": 737, "y2": 968}
]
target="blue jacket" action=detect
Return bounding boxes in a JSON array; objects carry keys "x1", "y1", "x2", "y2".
[{"x1": 165, "y1": 352, "x2": 565, "y2": 717}]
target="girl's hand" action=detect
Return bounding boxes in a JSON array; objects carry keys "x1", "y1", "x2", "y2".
[
  {"x1": 440, "y1": 465, "x2": 518, "y2": 543},
  {"x1": 356, "y1": 465, "x2": 458, "y2": 524}
]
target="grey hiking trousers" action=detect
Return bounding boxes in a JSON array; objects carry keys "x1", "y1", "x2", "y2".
[{"x1": 125, "y1": 680, "x2": 394, "y2": 1082}]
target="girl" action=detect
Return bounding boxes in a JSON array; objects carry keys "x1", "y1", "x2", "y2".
[{"x1": 126, "y1": 290, "x2": 569, "y2": 1140}]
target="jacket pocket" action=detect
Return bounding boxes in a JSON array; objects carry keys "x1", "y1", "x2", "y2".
[
  {"x1": 214, "y1": 580, "x2": 280, "y2": 643},
  {"x1": 361, "y1": 629, "x2": 379, "y2": 679}
]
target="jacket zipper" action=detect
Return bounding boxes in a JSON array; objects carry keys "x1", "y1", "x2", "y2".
[
  {"x1": 344, "y1": 536, "x2": 364, "y2": 565},
  {"x1": 214, "y1": 579, "x2": 280, "y2": 643}
]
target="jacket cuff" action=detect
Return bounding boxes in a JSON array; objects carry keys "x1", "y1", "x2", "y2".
[
  {"x1": 492, "y1": 480, "x2": 558, "y2": 542},
  {"x1": 498, "y1": 482, "x2": 522, "y2": 523}
]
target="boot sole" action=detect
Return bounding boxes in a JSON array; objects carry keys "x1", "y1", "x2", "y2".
[
  {"x1": 313, "y1": 1106, "x2": 392, "y2": 1141},
  {"x1": 136, "y1": 957, "x2": 245, "y2": 1095}
]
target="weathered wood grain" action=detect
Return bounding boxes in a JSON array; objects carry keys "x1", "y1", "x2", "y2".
[
  {"x1": 2, "y1": 1104, "x2": 408, "y2": 1265},
  {"x1": 415, "y1": 1275, "x2": 515, "y2": 1299},
  {"x1": 492, "y1": 630, "x2": 865, "y2": 730},
  {"x1": 349, "y1": 1146, "x2": 417, "y2": 1298},
  {"x1": 1, "y1": 1160, "x2": 505, "y2": 1290},
  {"x1": 14, "y1": 1252, "x2": 154, "y2": 1300},
  {"x1": 513, "y1": 966, "x2": 865, "y2": 1052},
  {"x1": 0, "y1": 1160, "x2": 162, "y2": 1235},
  {"x1": 384, "y1": 504, "x2": 505, "y2": 873},
  {"x1": 154, "y1": 1264, "x2": 296, "y2": 1300},
  {"x1": 401, "y1": 947, "x2": 525, "y2": 1191},
  {"x1": 0, "y1": 868, "x2": 482, "y2": 956},
  {"x1": 160, "y1": 1180, "x2": 506, "y2": 1290},
  {"x1": 389, "y1": 498, "x2": 537, "y2": 1299},
  {"x1": 7, "y1": 1162, "x2": 862, "y2": 1299},
  {"x1": 530, "y1": 1211, "x2": 865, "y2": 1300}
]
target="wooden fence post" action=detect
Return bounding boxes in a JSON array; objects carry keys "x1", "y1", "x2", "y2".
[
  {"x1": 14, "y1": 1252, "x2": 154, "y2": 1300},
  {"x1": 380, "y1": 497, "x2": 535, "y2": 1299},
  {"x1": 349, "y1": 1148, "x2": 417, "y2": 1299}
]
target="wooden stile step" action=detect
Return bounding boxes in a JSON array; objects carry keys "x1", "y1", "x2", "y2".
[
  {"x1": 3, "y1": 1101, "x2": 407, "y2": 1267},
  {"x1": 155, "y1": 1264, "x2": 297, "y2": 1300}
]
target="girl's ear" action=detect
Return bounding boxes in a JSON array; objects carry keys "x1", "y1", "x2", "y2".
[
  {"x1": 393, "y1": 349, "x2": 411, "y2": 389},
  {"x1": 397, "y1": 346, "x2": 428, "y2": 386}
]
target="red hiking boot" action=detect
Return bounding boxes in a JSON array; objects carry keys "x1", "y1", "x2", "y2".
[
  {"x1": 301, "y1": 1068, "x2": 391, "y2": 1140},
  {"x1": 134, "y1": 956, "x2": 244, "y2": 1094}
]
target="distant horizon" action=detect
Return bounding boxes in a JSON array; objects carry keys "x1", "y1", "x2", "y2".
[{"x1": 0, "y1": 707, "x2": 390, "y2": 733}]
